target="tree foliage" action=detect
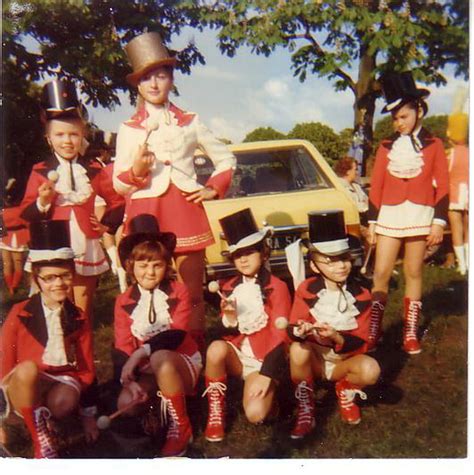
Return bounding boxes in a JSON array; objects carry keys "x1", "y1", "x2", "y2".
[
  {"x1": 287, "y1": 121, "x2": 345, "y2": 165},
  {"x1": 189, "y1": 0, "x2": 468, "y2": 169},
  {"x1": 2, "y1": 0, "x2": 205, "y2": 195},
  {"x1": 243, "y1": 126, "x2": 286, "y2": 142}
]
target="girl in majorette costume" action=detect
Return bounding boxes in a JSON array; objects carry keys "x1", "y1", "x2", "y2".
[
  {"x1": 113, "y1": 214, "x2": 201, "y2": 457},
  {"x1": 113, "y1": 32, "x2": 236, "y2": 350},
  {"x1": 446, "y1": 95, "x2": 469, "y2": 275},
  {"x1": 202, "y1": 208, "x2": 291, "y2": 443},
  {"x1": 1, "y1": 179, "x2": 29, "y2": 294},
  {"x1": 20, "y1": 79, "x2": 124, "y2": 320},
  {"x1": 284, "y1": 210, "x2": 380, "y2": 439},
  {"x1": 367, "y1": 71, "x2": 449, "y2": 355},
  {"x1": 0, "y1": 220, "x2": 97, "y2": 458}
]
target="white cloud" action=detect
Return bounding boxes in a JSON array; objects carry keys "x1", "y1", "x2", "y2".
[
  {"x1": 263, "y1": 78, "x2": 289, "y2": 99},
  {"x1": 192, "y1": 65, "x2": 239, "y2": 81}
]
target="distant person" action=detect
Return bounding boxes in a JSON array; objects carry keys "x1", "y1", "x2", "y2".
[
  {"x1": 446, "y1": 110, "x2": 469, "y2": 275},
  {"x1": 113, "y1": 214, "x2": 201, "y2": 457},
  {"x1": 202, "y1": 208, "x2": 291, "y2": 443},
  {"x1": 285, "y1": 210, "x2": 380, "y2": 439},
  {"x1": 367, "y1": 71, "x2": 449, "y2": 354},
  {"x1": 20, "y1": 79, "x2": 123, "y2": 321},
  {"x1": 113, "y1": 32, "x2": 236, "y2": 351},
  {"x1": 0, "y1": 179, "x2": 29, "y2": 294},
  {"x1": 0, "y1": 220, "x2": 97, "y2": 458}
]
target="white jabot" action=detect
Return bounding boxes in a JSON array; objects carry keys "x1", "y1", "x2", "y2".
[
  {"x1": 229, "y1": 277, "x2": 269, "y2": 335},
  {"x1": 41, "y1": 299, "x2": 68, "y2": 367},
  {"x1": 310, "y1": 286, "x2": 359, "y2": 331},
  {"x1": 54, "y1": 154, "x2": 93, "y2": 205},
  {"x1": 387, "y1": 131, "x2": 424, "y2": 179},
  {"x1": 130, "y1": 285, "x2": 171, "y2": 341}
]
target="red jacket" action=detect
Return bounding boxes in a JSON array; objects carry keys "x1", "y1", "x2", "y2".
[
  {"x1": 20, "y1": 154, "x2": 124, "y2": 237},
  {"x1": 368, "y1": 128, "x2": 449, "y2": 223},
  {"x1": 219, "y1": 269, "x2": 291, "y2": 362},
  {"x1": 114, "y1": 280, "x2": 198, "y2": 360},
  {"x1": 0, "y1": 294, "x2": 95, "y2": 389},
  {"x1": 289, "y1": 276, "x2": 372, "y2": 356}
]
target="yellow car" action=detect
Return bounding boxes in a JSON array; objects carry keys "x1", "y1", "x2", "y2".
[{"x1": 195, "y1": 139, "x2": 361, "y2": 281}]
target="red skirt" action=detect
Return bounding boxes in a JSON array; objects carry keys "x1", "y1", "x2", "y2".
[{"x1": 123, "y1": 184, "x2": 215, "y2": 253}]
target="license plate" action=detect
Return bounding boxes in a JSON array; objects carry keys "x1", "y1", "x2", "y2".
[{"x1": 269, "y1": 233, "x2": 301, "y2": 251}]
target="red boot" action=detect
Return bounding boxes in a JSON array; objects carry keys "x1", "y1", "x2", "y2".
[
  {"x1": 403, "y1": 298, "x2": 422, "y2": 355},
  {"x1": 21, "y1": 406, "x2": 58, "y2": 458},
  {"x1": 335, "y1": 379, "x2": 367, "y2": 425},
  {"x1": 367, "y1": 300, "x2": 385, "y2": 352},
  {"x1": 158, "y1": 391, "x2": 193, "y2": 457},
  {"x1": 290, "y1": 380, "x2": 315, "y2": 439},
  {"x1": 202, "y1": 376, "x2": 227, "y2": 442}
]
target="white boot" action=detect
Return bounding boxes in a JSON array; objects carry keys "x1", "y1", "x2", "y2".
[
  {"x1": 117, "y1": 267, "x2": 128, "y2": 292},
  {"x1": 454, "y1": 245, "x2": 467, "y2": 275}
]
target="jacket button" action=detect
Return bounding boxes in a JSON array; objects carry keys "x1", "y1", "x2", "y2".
[{"x1": 164, "y1": 160, "x2": 171, "y2": 166}]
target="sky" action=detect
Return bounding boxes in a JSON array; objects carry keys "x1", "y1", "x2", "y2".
[{"x1": 90, "y1": 27, "x2": 469, "y2": 144}]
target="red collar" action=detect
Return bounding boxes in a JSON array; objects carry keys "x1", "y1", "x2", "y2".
[{"x1": 124, "y1": 102, "x2": 195, "y2": 129}]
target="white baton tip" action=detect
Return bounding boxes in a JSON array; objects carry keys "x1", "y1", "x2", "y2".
[
  {"x1": 208, "y1": 280, "x2": 220, "y2": 293},
  {"x1": 96, "y1": 415, "x2": 111, "y2": 430},
  {"x1": 274, "y1": 316, "x2": 289, "y2": 330},
  {"x1": 47, "y1": 170, "x2": 59, "y2": 183}
]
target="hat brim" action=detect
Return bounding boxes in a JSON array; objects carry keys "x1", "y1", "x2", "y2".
[
  {"x1": 126, "y1": 58, "x2": 177, "y2": 86},
  {"x1": 302, "y1": 237, "x2": 352, "y2": 256},
  {"x1": 118, "y1": 231, "x2": 177, "y2": 267},
  {"x1": 381, "y1": 89, "x2": 430, "y2": 114},
  {"x1": 221, "y1": 228, "x2": 273, "y2": 257},
  {"x1": 28, "y1": 248, "x2": 76, "y2": 263}
]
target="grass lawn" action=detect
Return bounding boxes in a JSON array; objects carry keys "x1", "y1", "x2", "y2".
[{"x1": 0, "y1": 263, "x2": 468, "y2": 459}]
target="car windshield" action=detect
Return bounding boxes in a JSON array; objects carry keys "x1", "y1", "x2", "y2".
[{"x1": 194, "y1": 145, "x2": 333, "y2": 198}]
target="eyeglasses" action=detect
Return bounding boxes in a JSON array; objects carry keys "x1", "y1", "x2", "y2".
[
  {"x1": 313, "y1": 255, "x2": 352, "y2": 267},
  {"x1": 37, "y1": 272, "x2": 74, "y2": 284}
]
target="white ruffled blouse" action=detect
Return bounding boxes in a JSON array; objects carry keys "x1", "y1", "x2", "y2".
[
  {"x1": 54, "y1": 154, "x2": 93, "y2": 205},
  {"x1": 130, "y1": 285, "x2": 172, "y2": 341},
  {"x1": 387, "y1": 130, "x2": 424, "y2": 179},
  {"x1": 223, "y1": 277, "x2": 269, "y2": 335},
  {"x1": 309, "y1": 286, "x2": 359, "y2": 331}
]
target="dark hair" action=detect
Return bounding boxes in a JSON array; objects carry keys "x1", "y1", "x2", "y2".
[
  {"x1": 125, "y1": 240, "x2": 175, "y2": 282},
  {"x1": 227, "y1": 240, "x2": 271, "y2": 264},
  {"x1": 392, "y1": 99, "x2": 428, "y2": 117},
  {"x1": 334, "y1": 156, "x2": 356, "y2": 178}
]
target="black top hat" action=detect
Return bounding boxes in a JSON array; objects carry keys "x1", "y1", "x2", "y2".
[
  {"x1": 118, "y1": 214, "x2": 177, "y2": 266},
  {"x1": 28, "y1": 220, "x2": 75, "y2": 263},
  {"x1": 303, "y1": 210, "x2": 351, "y2": 256},
  {"x1": 219, "y1": 208, "x2": 272, "y2": 256},
  {"x1": 380, "y1": 71, "x2": 430, "y2": 114},
  {"x1": 41, "y1": 79, "x2": 87, "y2": 120}
]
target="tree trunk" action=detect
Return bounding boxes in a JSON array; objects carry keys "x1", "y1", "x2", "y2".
[{"x1": 353, "y1": 45, "x2": 377, "y2": 177}]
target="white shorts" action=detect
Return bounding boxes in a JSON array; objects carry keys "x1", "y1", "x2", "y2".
[{"x1": 227, "y1": 340, "x2": 263, "y2": 380}]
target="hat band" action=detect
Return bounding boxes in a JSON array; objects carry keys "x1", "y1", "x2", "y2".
[
  {"x1": 310, "y1": 238, "x2": 349, "y2": 254},
  {"x1": 28, "y1": 248, "x2": 75, "y2": 263},
  {"x1": 385, "y1": 98, "x2": 403, "y2": 112}
]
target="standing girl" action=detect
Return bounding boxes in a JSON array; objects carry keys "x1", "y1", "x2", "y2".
[
  {"x1": 113, "y1": 32, "x2": 236, "y2": 349},
  {"x1": 113, "y1": 214, "x2": 201, "y2": 457},
  {"x1": 202, "y1": 208, "x2": 291, "y2": 442},
  {"x1": 0, "y1": 220, "x2": 97, "y2": 458},
  {"x1": 367, "y1": 71, "x2": 449, "y2": 354},
  {"x1": 20, "y1": 79, "x2": 123, "y2": 320}
]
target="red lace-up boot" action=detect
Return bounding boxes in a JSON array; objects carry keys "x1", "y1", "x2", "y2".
[
  {"x1": 290, "y1": 380, "x2": 315, "y2": 439},
  {"x1": 158, "y1": 392, "x2": 193, "y2": 457},
  {"x1": 403, "y1": 298, "x2": 422, "y2": 355},
  {"x1": 335, "y1": 378, "x2": 367, "y2": 425},
  {"x1": 21, "y1": 406, "x2": 58, "y2": 458},
  {"x1": 367, "y1": 300, "x2": 385, "y2": 351},
  {"x1": 202, "y1": 376, "x2": 227, "y2": 442}
]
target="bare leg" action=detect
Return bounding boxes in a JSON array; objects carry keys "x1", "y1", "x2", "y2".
[
  {"x1": 403, "y1": 237, "x2": 427, "y2": 300},
  {"x1": 73, "y1": 274, "x2": 98, "y2": 321},
  {"x1": 372, "y1": 235, "x2": 402, "y2": 301}
]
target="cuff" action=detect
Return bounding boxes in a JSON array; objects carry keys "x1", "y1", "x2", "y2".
[
  {"x1": 433, "y1": 218, "x2": 447, "y2": 227},
  {"x1": 79, "y1": 405, "x2": 98, "y2": 417}
]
